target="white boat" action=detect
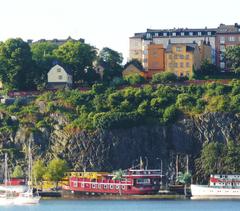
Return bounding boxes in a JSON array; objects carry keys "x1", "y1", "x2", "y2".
[
  {"x1": 191, "y1": 174, "x2": 240, "y2": 199},
  {"x1": 14, "y1": 143, "x2": 41, "y2": 205},
  {"x1": 14, "y1": 189, "x2": 41, "y2": 205},
  {"x1": 0, "y1": 153, "x2": 16, "y2": 206}
]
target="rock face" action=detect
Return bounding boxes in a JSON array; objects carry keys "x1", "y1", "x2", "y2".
[{"x1": 0, "y1": 112, "x2": 239, "y2": 175}]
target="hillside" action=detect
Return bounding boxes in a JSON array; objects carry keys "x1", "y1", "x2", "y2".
[{"x1": 0, "y1": 81, "x2": 240, "y2": 180}]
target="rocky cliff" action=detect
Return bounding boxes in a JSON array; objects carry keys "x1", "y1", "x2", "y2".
[{"x1": 0, "y1": 112, "x2": 239, "y2": 177}]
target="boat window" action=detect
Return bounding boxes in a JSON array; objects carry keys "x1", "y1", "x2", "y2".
[
  {"x1": 122, "y1": 186, "x2": 126, "y2": 190},
  {"x1": 110, "y1": 185, "x2": 114, "y2": 189},
  {"x1": 81, "y1": 183, "x2": 84, "y2": 188},
  {"x1": 73, "y1": 181, "x2": 78, "y2": 188},
  {"x1": 104, "y1": 185, "x2": 108, "y2": 189},
  {"x1": 98, "y1": 184, "x2": 101, "y2": 189},
  {"x1": 136, "y1": 178, "x2": 151, "y2": 185},
  {"x1": 116, "y1": 185, "x2": 120, "y2": 190}
]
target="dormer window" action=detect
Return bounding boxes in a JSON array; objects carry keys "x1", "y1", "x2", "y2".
[
  {"x1": 57, "y1": 68, "x2": 61, "y2": 72},
  {"x1": 58, "y1": 75, "x2": 63, "y2": 80},
  {"x1": 146, "y1": 33, "x2": 151, "y2": 39}
]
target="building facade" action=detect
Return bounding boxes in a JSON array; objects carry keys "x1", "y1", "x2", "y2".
[
  {"x1": 215, "y1": 23, "x2": 240, "y2": 70},
  {"x1": 47, "y1": 64, "x2": 72, "y2": 89},
  {"x1": 130, "y1": 23, "x2": 240, "y2": 71},
  {"x1": 165, "y1": 43, "x2": 201, "y2": 78}
]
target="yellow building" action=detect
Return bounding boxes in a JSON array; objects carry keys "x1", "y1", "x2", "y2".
[
  {"x1": 165, "y1": 43, "x2": 201, "y2": 78},
  {"x1": 122, "y1": 63, "x2": 145, "y2": 78}
]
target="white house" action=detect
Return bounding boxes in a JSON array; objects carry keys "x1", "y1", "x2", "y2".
[{"x1": 47, "y1": 64, "x2": 72, "y2": 89}]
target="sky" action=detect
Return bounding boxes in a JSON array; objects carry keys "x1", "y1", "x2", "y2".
[{"x1": 0, "y1": 0, "x2": 239, "y2": 61}]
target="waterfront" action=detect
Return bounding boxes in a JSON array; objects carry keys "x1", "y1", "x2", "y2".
[{"x1": 1, "y1": 199, "x2": 240, "y2": 211}]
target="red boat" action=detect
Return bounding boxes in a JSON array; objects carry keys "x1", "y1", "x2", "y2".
[{"x1": 63, "y1": 168, "x2": 163, "y2": 195}]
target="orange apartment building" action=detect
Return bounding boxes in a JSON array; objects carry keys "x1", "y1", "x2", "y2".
[{"x1": 144, "y1": 43, "x2": 165, "y2": 78}]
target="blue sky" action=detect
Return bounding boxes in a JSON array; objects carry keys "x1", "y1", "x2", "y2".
[{"x1": 0, "y1": 0, "x2": 239, "y2": 61}]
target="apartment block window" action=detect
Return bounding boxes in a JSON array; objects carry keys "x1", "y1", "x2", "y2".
[
  {"x1": 220, "y1": 36, "x2": 225, "y2": 44},
  {"x1": 180, "y1": 62, "x2": 184, "y2": 68},
  {"x1": 163, "y1": 32, "x2": 167, "y2": 36},
  {"x1": 174, "y1": 55, "x2": 178, "y2": 59},
  {"x1": 57, "y1": 68, "x2": 61, "y2": 72},
  {"x1": 179, "y1": 55, "x2": 184, "y2": 59},
  {"x1": 176, "y1": 47, "x2": 182, "y2": 52},
  {"x1": 181, "y1": 32, "x2": 185, "y2": 36},
  {"x1": 189, "y1": 32, "x2": 193, "y2": 36},
  {"x1": 174, "y1": 63, "x2": 178, "y2": 68},
  {"x1": 143, "y1": 50, "x2": 148, "y2": 55},
  {"x1": 185, "y1": 54, "x2": 190, "y2": 59},
  {"x1": 172, "y1": 32, "x2": 176, "y2": 36},
  {"x1": 207, "y1": 32, "x2": 212, "y2": 36},
  {"x1": 220, "y1": 54, "x2": 224, "y2": 61},
  {"x1": 186, "y1": 62, "x2": 190, "y2": 67},
  {"x1": 143, "y1": 58, "x2": 148, "y2": 63},
  {"x1": 198, "y1": 32, "x2": 202, "y2": 36},
  {"x1": 229, "y1": 36, "x2": 235, "y2": 42},
  {"x1": 154, "y1": 33, "x2": 158, "y2": 37},
  {"x1": 146, "y1": 33, "x2": 151, "y2": 39},
  {"x1": 220, "y1": 62, "x2": 225, "y2": 69},
  {"x1": 220, "y1": 45, "x2": 225, "y2": 52},
  {"x1": 169, "y1": 55, "x2": 173, "y2": 59},
  {"x1": 58, "y1": 75, "x2": 63, "y2": 80}
]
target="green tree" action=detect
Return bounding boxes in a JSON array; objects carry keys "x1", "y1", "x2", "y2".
[
  {"x1": 31, "y1": 41, "x2": 58, "y2": 89},
  {"x1": 54, "y1": 41, "x2": 97, "y2": 85},
  {"x1": 225, "y1": 46, "x2": 240, "y2": 70},
  {"x1": 44, "y1": 158, "x2": 68, "y2": 188},
  {"x1": 12, "y1": 165, "x2": 24, "y2": 178},
  {"x1": 98, "y1": 47, "x2": 123, "y2": 81},
  {"x1": 124, "y1": 73, "x2": 145, "y2": 85},
  {"x1": 151, "y1": 72, "x2": 177, "y2": 84},
  {"x1": 0, "y1": 38, "x2": 35, "y2": 90},
  {"x1": 32, "y1": 160, "x2": 46, "y2": 186}
]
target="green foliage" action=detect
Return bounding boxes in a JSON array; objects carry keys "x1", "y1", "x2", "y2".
[
  {"x1": 12, "y1": 165, "x2": 24, "y2": 178},
  {"x1": 176, "y1": 172, "x2": 192, "y2": 185},
  {"x1": 98, "y1": 47, "x2": 123, "y2": 81},
  {"x1": 225, "y1": 46, "x2": 240, "y2": 70},
  {"x1": 44, "y1": 158, "x2": 68, "y2": 187},
  {"x1": 53, "y1": 41, "x2": 97, "y2": 85},
  {"x1": 196, "y1": 141, "x2": 240, "y2": 179},
  {"x1": 124, "y1": 74, "x2": 145, "y2": 85},
  {"x1": 33, "y1": 160, "x2": 46, "y2": 182},
  {"x1": 0, "y1": 38, "x2": 35, "y2": 90},
  {"x1": 151, "y1": 72, "x2": 178, "y2": 84}
]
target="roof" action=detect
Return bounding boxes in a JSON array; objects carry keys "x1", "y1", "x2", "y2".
[
  {"x1": 217, "y1": 23, "x2": 240, "y2": 34},
  {"x1": 124, "y1": 61, "x2": 145, "y2": 72},
  {"x1": 51, "y1": 62, "x2": 72, "y2": 75},
  {"x1": 166, "y1": 43, "x2": 198, "y2": 53},
  {"x1": 147, "y1": 27, "x2": 217, "y2": 33}
]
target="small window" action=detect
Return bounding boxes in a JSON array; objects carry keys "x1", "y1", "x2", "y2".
[
  {"x1": 172, "y1": 32, "x2": 176, "y2": 36},
  {"x1": 179, "y1": 55, "x2": 184, "y2": 59},
  {"x1": 198, "y1": 32, "x2": 202, "y2": 36},
  {"x1": 186, "y1": 62, "x2": 190, "y2": 67},
  {"x1": 154, "y1": 33, "x2": 158, "y2": 37},
  {"x1": 189, "y1": 32, "x2": 193, "y2": 36},
  {"x1": 169, "y1": 55, "x2": 173, "y2": 59},
  {"x1": 110, "y1": 185, "x2": 114, "y2": 189},
  {"x1": 186, "y1": 54, "x2": 190, "y2": 59},
  {"x1": 229, "y1": 36, "x2": 235, "y2": 42},
  {"x1": 176, "y1": 47, "x2": 182, "y2": 52},
  {"x1": 163, "y1": 32, "x2": 167, "y2": 36},
  {"x1": 181, "y1": 32, "x2": 184, "y2": 36},
  {"x1": 73, "y1": 181, "x2": 78, "y2": 188},
  {"x1": 104, "y1": 184, "x2": 108, "y2": 189},
  {"x1": 180, "y1": 63, "x2": 184, "y2": 68},
  {"x1": 57, "y1": 68, "x2": 61, "y2": 72},
  {"x1": 58, "y1": 75, "x2": 63, "y2": 80}
]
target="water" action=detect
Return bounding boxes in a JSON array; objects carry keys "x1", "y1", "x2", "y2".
[{"x1": 1, "y1": 199, "x2": 240, "y2": 211}]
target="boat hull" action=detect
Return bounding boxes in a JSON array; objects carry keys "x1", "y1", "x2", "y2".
[
  {"x1": 14, "y1": 196, "x2": 41, "y2": 205},
  {"x1": 191, "y1": 184, "x2": 240, "y2": 199}
]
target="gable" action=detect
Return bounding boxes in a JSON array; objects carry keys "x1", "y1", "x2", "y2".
[{"x1": 48, "y1": 64, "x2": 68, "y2": 76}]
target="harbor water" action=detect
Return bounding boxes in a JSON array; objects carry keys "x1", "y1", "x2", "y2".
[{"x1": 1, "y1": 199, "x2": 240, "y2": 211}]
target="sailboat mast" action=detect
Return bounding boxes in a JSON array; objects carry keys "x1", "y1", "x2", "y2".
[
  {"x1": 28, "y1": 143, "x2": 33, "y2": 187},
  {"x1": 4, "y1": 153, "x2": 8, "y2": 186}
]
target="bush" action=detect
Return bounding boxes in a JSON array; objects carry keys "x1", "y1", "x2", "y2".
[
  {"x1": 124, "y1": 74, "x2": 145, "y2": 85},
  {"x1": 151, "y1": 72, "x2": 178, "y2": 84}
]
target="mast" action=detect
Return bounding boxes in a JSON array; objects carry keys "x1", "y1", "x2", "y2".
[
  {"x1": 176, "y1": 154, "x2": 179, "y2": 182},
  {"x1": 28, "y1": 142, "x2": 33, "y2": 188},
  {"x1": 4, "y1": 153, "x2": 8, "y2": 186}
]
